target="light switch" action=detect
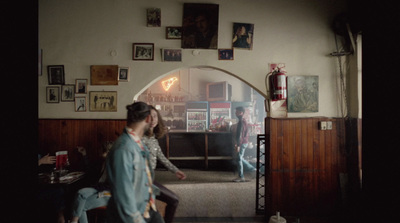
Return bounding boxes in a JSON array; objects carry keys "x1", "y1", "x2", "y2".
[
  {"x1": 326, "y1": 121, "x2": 332, "y2": 130},
  {"x1": 319, "y1": 121, "x2": 327, "y2": 130}
]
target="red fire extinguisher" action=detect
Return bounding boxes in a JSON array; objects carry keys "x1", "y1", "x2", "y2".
[{"x1": 267, "y1": 68, "x2": 287, "y2": 101}]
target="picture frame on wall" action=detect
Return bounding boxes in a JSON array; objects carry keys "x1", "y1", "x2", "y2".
[
  {"x1": 61, "y1": 85, "x2": 75, "y2": 102},
  {"x1": 75, "y1": 79, "x2": 87, "y2": 94},
  {"x1": 181, "y1": 3, "x2": 219, "y2": 49},
  {"x1": 166, "y1": 26, "x2": 182, "y2": 39},
  {"x1": 232, "y1": 22, "x2": 254, "y2": 50},
  {"x1": 90, "y1": 65, "x2": 119, "y2": 85},
  {"x1": 75, "y1": 96, "x2": 87, "y2": 112},
  {"x1": 133, "y1": 43, "x2": 154, "y2": 61},
  {"x1": 118, "y1": 67, "x2": 129, "y2": 82},
  {"x1": 89, "y1": 91, "x2": 117, "y2": 112},
  {"x1": 218, "y1": 49, "x2": 234, "y2": 60},
  {"x1": 161, "y1": 48, "x2": 182, "y2": 62},
  {"x1": 287, "y1": 75, "x2": 319, "y2": 113},
  {"x1": 46, "y1": 86, "x2": 60, "y2": 103},
  {"x1": 147, "y1": 8, "x2": 161, "y2": 27},
  {"x1": 48, "y1": 65, "x2": 65, "y2": 85}
]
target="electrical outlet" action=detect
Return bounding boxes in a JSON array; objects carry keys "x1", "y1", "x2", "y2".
[
  {"x1": 319, "y1": 121, "x2": 327, "y2": 130},
  {"x1": 326, "y1": 121, "x2": 332, "y2": 130}
]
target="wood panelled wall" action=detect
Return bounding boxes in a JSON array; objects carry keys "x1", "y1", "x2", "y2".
[
  {"x1": 265, "y1": 117, "x2": 347, "y2": 217},
  {"x1": 38, "y1": 119, "x2": 127, "y2": 170}
]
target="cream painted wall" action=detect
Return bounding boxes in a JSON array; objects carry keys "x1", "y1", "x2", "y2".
[{"x1": 39, "y1": 0, "x2": 347, "y2": 119}]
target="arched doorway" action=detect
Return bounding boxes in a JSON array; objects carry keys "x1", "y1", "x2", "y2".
[{"x1": 134, "y1": 66, "x2": 267, "y2": 219}]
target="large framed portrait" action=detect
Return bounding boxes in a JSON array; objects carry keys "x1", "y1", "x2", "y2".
[
  {"x1": 232, "y1": 23, "x2": 254, "y2": 50},
  {"x1": 287, "y1": 76, "x2": 319, "y2": 113},
  {"x1": 132, "y1": 43, "x2": 154, "y2": 61},
  {"x1": 48, "y1": 65, "x2": 65, "y2": 85},
  {"x1": 89, "y1": 91, "x2": 117, "y2": 112},
  {"x1": 161, "y1": 49, "x2": 182, "y2": 62},
  {"x1": 181, "y1": 3, "x2": 219, "y2": 49},
  {"x1": 61, "y1": 85, "x2": 75, "y2": 102},
  {"x1": 46, "y1": 86, "x2": 60, "y2": 103}
]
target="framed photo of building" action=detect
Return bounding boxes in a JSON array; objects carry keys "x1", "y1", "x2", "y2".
[
  {"x1": 89, "y1": 91, "x2": 117, "y2": 112},
  {"x1": 166, "y1": 27, "x2": 182, "y2": 39},
  {"x1": 133, "y1": 43, "x2": 154, "y2": 61},
  {"x1": 287, "y1": 76, "x2": 319, "y2": 113},
  {"x1": 147, "y1": 8, "x2": 161, "y2": 27},
  {"x1": 48, "y1": 65, "x2": 65, "y2": 85},
  {"x1": 46, "y1": 86, "x2": 60, "y2": 103},
  {"x1": 75, "y1": 96, "x2": 87, "y2": 112},
  {"x1": 118, "y1": 67, "x2": 129, "y2": 82},
  {"x1": 75, "y1": 79, "x2": 87, "y2": 94},
  {"x1": 161, "y1": 48, "x2": 182, "y2": 62},
  {"x1": 61, "y1": 85, "x2": 75, "y2": 102},
  {"x1": 218, "y1": 49, "x2": 234, "y2": 60}
]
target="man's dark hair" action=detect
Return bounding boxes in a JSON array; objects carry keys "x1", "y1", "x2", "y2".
[
  {"x1": 126, "y1": 102, "x2": 150, "y2": 125},
  {"x1": 236, "y1": 106, "x2": 245, "y2": 113}
]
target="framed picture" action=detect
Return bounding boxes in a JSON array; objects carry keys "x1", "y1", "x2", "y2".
[
  {"x1": 118, "y1": 67, "x2": 129, "y2": 82},
  {"x1": 75, "y1": 79, "x2": 88, "y2": 94},
  {"x1": 147, "y1": 8, "x2": 161, "y2": 27},
  {"x1": 48, "y1": 65, "x2": 65, "y2": 85},
  {"x1": 218, "y1": 49, "x2": 234, "y2": 60},
  {"x1": 133, "y1": 43, "x2": 154, "y2": 61},
  {"x1": 61, "y1": 85, "x2": 75, "y2": 102},
  {"x1": 89, "y1": 91, "x2": 117, "y2": 112},
  {"x1": 90, "y1": 65, "x2": 119, "y2": 85},
  {"x1": 161, "y1": 48, "x2": 182, "y2": 62},
  {"x1": 181, "y1": 3, "x2": 219, "y2": 49},
  {"x1": 287, "y1": 76, "x2": 319, "y2": 113},
  {"x1": 232, "y1": 22, "x2": 254, "y2": 50},
  {"x1": 166, "y1": 26, "x2": 182, "y2": 39},
  {"x1": 75, "y1": 96, "x2": 87, "y2": 112},
  {"x1": 46, "y1": 86, "x2": 60, "y2": 103}
]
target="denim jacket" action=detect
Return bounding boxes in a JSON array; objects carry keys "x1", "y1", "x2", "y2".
[{"x1": 106, "y1": 128, "x2": 159, "y2": 223}]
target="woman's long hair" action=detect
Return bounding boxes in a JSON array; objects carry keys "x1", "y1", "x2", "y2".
[{"x1": 145, "y1": 105, "x2": 167, "y2": 139}]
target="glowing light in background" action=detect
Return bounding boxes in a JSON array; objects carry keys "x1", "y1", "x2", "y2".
[{"x1": 161, "y1": 77, "x2": 178, "y2": 91}]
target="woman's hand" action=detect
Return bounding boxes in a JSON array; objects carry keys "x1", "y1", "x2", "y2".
[
  {"x1": 175, "y1": 170, "x2": 187, "y2": 180},
  {"x1": 38, "y1": 153, "x2": 56, "y2": 166}
]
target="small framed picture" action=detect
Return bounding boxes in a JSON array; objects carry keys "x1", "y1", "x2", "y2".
[
  {"x1": 218, "y1": 49, "x2": 234, "y2": 60},
  {"x1": 118, "y1": 67, "x2": 129, "y2": 82},
  {"x1": 161, "y1": 48, "x2": 182, "y2": 62},
  {"x1": 166, "y1": 27, "x2": 182, "y2": 39},
  {"x1": 147, "y1": 8, "x2": 161, "y2": 27},
  {"x1": 133, "y1": 43, "x2": 154, "y2": 61},
  {"x1": 232, "y1": 22, "x2": 254, "y2": 50},
  {"x1": 61, "y1": 85, "x2": 75, "y2": 102},
  {"x1": 46, "y1": 86, "x2": 60, "y2": 103},
  {"x1": 48, "y1": 65, "x2": 65, "y2": 85},
  {"x1": 75, "y1": 79, "x2": 88, "y2": 94},
  {"x1": 75, "y1": 96, "x2": 87, "y2": 112},
  {"x1": 89, "y1": 91, "x2": 117, "y2": 112}
]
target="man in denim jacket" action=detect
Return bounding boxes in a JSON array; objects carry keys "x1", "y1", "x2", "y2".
[{"x1": 106, "y1": 102, "x2": 163, "y2": 223}]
